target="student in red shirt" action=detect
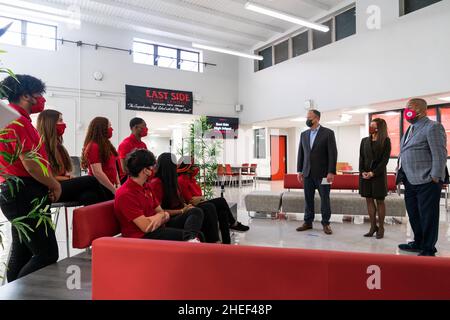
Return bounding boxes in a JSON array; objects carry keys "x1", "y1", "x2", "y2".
[
  {"x1": 177, "y1": 157, "x2": 250, "y2": 244},
  {"x1": 150, "y1": 153, "x2": 220, "y2": 243},
  {"x1": 118, "y1": 117, "x2": 148, "y2": 183},
  {"x1": 37, "y1": 109, "x2": 106, "y2": 205},
  {"x1": 0, "y1": 75, "x2": 60, "y2": 282},
  {"x1": 115, "y1": 149, "x2": 204, "y2": 242},
  {"x1": 81, "y1": 117, "x2": 120, "y2": 200}
]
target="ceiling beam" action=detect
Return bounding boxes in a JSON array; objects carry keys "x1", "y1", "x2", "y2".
[
  {"x1": 91, "y1": 0, "x2": 267, "y2": 42},
  {"x1": 79, "y1": 9, "x2": 250, "y2": 49},
  {"x1": 297, "y1": 0, "x2": 331, "y2": 11},
  {"x1": 154, "y1": 0, "x2": 285, "y2": 33}
]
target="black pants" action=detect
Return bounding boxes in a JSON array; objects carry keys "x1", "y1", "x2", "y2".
[
  {"x1": 304, "y1": 176, "x2": 331, "y2": 226},
  {"x1": 404, "y1": 177, "x2": 441, "y2": 253},
  {"x1": 164, "y1": 207, "x2": 205, "y2": 241},
  {"x1": 0, "y1": 178, "x2": 59, "y2": 282},
  {"x1": 59, "y1": 176, "x2": 107, "y2": 205},
  {"x1": 203, "y1": 197, "x2": 234, "y2": 244},
  {"x1": 196, "y1": 202, "x2": 220, "y2": 243}
]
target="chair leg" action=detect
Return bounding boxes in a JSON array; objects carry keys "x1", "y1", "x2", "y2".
[{"x1": 65, "y1": 207, "x2": 70, "y2": 258}]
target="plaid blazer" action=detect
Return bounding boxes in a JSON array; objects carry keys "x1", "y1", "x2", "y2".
[{"x1": 398, "y1": 117, "x2": 447, "y2": 185}]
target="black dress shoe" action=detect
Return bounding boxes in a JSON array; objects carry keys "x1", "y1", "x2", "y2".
[
  {"x1": 230, "y1": 222, "x2": 249, "y2": 232},
  {"x1": 398, "y1": 242, "x2": 422, "y2": 253},
  {"x1": 418, "y1": 251, "x2": 436, "y2": 257}
]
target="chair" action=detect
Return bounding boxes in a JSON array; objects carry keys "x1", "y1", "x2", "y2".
[
  {"x1": 51, "y1": 156, "x2": 83, "y2": 258},
  {"x1": 216, "y1": 164, "x2": 225, "y2": 186},
  {"x1": 224, "y1": 164, "x2": 239, "y2": 187},
  {"x1": 248, "y1": 164, "x2": 258, "y2": 187},
  {"x1": 241, "y1": 163, "x2": 250, "y2": 184}
]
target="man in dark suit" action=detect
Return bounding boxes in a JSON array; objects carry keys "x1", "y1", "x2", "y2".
[{"x1": 296, "y1": 109, "x2": 338, "y2": 235}]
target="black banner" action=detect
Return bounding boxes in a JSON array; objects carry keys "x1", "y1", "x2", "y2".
[{"x1": 126, "y1": 85, "x2": 193, "y2": 114}]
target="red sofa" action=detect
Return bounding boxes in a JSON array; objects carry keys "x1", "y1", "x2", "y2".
[
  {"x1": 284, "y1": 173, "x2": 398, "y2": 192},
  {"x1": 92, "y1": 237, "x2": 450, "y2": 300},
  {"x1": 72, "y1": 200, "x2": 120, "y2": 249}
]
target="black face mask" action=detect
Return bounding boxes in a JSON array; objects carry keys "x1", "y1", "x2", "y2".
[{"x1": 306, "y1": 119, "x2": 314, "y2": 128}]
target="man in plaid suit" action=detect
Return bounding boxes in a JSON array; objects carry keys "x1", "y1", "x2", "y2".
[{"x1": 396, "y1": 98, "x2": 448, "y2": 256}]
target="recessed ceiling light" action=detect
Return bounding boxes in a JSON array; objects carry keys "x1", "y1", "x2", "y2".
[
  {"x1": 438, "y1": 96, "x2": 450, "y2": 102},
  {"x1": 326, "y1": 120, "x2": 343, "y2": 125},
  {"x1": 348, "y1": 108, "x2": 376, "y2": 114},
  {"x1": 290, "y1": 117, "x2": 307, "y2": 122},
  {"x1": 156, "y1": 128, "x2": 169, "y2": 131}
]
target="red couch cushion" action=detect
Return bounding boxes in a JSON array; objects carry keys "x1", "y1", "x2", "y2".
[
  {"x1": 92, "y1": 238, "x2": 450, "y2": 300},
  {"x1": 72, "y1": 200, "x2": 120, "y2": 249}
]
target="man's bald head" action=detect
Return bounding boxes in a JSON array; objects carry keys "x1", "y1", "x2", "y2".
[{"x1": 407, "y1": 98, "x2": 428, "y2": 113}]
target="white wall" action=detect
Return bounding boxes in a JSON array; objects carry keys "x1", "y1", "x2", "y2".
[
  {"x1": 1, "y1": 20, "x2": 239, "y2": 156},
  {"x1": 238, "y1": 0, "x2": 450, "y2": 124}
]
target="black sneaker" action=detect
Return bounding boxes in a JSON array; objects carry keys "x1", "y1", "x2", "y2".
[
  {"x1": 398, "y1": 242, "x2": 422, "y2": 253},
  {"x1": 418, "y1": 251, "x2": 436, "y2": 257},
  {"x1": 230, "y1": 222, "x2": 249, "y2": 232}
]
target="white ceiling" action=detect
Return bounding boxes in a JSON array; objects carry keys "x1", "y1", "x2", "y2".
[{"x1": 19, "y1": 0, "x2": 346, "y2": 49}]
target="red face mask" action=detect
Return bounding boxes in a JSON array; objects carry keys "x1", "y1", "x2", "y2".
[
  {"x1": 140, "y1": 127, "x2": 148, "y2": 137},
  {"x1": 56, "y1": 123, "x2": 66, "y2": 136},
  {"x1": 369, "y1": 127, "x2": 377, "y2": 135},
  {"x1": 404, "y1": 108, "x2": 417, "y2": 122},
  {"x1": 31, "y1": 96, "x2": 46, "y2": 114},
  {"x1": 107, "y1": 127, "x2": 113, "y2": 139}
]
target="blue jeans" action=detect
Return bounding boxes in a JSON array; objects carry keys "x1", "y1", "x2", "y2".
[{"x1": 303, "y1": 176, "x2": 331, "y2": 226}]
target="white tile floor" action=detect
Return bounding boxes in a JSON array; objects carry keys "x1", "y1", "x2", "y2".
[{"x1": 1, "y1": 179, "x2": 450, "y2": 278}]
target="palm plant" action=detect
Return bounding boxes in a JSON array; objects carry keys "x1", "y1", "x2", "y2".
[{"x1": 182, "y1": 116, "x2": 222, "y2": 200}]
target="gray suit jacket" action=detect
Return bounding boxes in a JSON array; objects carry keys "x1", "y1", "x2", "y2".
[{"x1": 398, "y1": 117, "x2": 447, "y2": 185}]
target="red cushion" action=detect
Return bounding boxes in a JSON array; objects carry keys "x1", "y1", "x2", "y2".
[
  {"x1": 332, "y1": 174, "x2": 359, "y2": 189},
  {"x1": 92, "y1": 238, "x2": 450, "y2": 300},
  {"x1": 72, "y1": 200, "x2": 120, "y2": 249},
  {"x1": 284, "y1": 174, "x2": 303, "y2": 189}
]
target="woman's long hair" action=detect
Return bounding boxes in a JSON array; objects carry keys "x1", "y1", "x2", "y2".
[
  {"x1": 155, "y1": 153, "x2": 184, "y2": 209},
  {"x1": 81, "y1": 117, "x2": 117, "y2": 169},
  {"x1": 37, "y1": 109, "x2": 72, "y2": 175},
  {"x1": 371, "y1": 118, "x2": 388, "y2": 145}
]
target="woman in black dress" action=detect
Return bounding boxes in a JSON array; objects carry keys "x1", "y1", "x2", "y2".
[{"x1": 359, "y1": 118, "x2": 391, "y2": 239}]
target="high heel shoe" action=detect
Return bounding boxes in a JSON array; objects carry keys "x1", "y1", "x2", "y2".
[
  {"x1": 376, "y1": 226, "x2": 384, "y2": 239},
  {"x1": 364, "y1": 225, "x2": 378, "y2": 237}
]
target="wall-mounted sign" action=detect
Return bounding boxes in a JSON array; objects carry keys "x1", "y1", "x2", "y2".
[
  {"x1": 206, "y1": 116, "x2": 239, "y2": 139},
  {"x1": 126, "y1": 85, "x2": 193, "y2": 114}
]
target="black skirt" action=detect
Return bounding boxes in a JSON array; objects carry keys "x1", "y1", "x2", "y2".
[{"x1": 359, "y1": 173, "x2": 388, "y2": 200}]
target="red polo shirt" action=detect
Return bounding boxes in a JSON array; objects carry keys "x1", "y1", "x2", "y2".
[
  {"x1": 114, "y1": 178, "x2": 160, "y2": 238},
  {"x1": 118, "y1": 134, "x2": 147, "y2": 179},
  {"x1": 0, "y1": 104, "x2": 49, "y2": 183},
  {"x1": 84, "y1": 142, "x2": 118, "y2": 185},
  {"x1": 178, "y1": 174, "x2": 202, "y2": 203},
  {"x1": 149, "y1": 177, "x2": 184, "y2": 210}
]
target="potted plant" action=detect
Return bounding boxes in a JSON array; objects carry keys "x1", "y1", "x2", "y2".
[{"x1": 181, "y1": 116, "x2": 222, "y2": 200}]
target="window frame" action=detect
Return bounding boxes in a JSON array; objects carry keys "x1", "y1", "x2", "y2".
[
  {"x1": 400, "y1": 0, "x2": 442, "y2": 16},
  {"x1": 0, "y1": 15, "x2": 57, "y2": 51},
  {"x1": 254, "y1": 128, "x2": 267, "y2": 159},
  {"x1": 132, "y1": 40, "x2": 201, "y2": 72}
]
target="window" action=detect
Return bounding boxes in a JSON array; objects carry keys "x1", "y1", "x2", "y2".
[
  {"x1": 312, "y1": 19, "x2": 333, "y2": 50},
  {"x1": 370, "y1": 111, "x2": 402, "y2": 157},
  {"x1": 401, "y1": 0, "x2": 442, "y2": 15},
  {"x1": 0, "y1": 16, "x2": 56, "y2": 51},
  {"x1": 335, "y1": 7, "x2": 356, "y2": 41},
  {"x1": 156, "y1": 46, "x2": 177, "y2": 69},
  {"x1": 133, "y1": 41, "x2": 155, "y2": 65},
  {"x1": 179, "y1": 50, "x2": 200, "y2": 72},
  {"x1": 132, "y1": 40, "x2": 201, "y2": 72},
  {"x1": 254, "y1": 128, "x2": 266, "y2": 159},
  {"x1": 292, "y1": 31, "x2": 309, "y2": 57},
  {"x1": 274, "y1": 40, "x2": 289, "y2": 64},
  {"x1": 258, "y1": 47, "x2": 272, "y2": 71},
  {"x1": 438, "y1": 106, "x2": 450, "y2": 156}
]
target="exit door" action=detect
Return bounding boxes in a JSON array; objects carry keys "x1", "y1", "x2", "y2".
[{"x1": 270, "y1": 135, "x2": 287, "y2": 181}]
